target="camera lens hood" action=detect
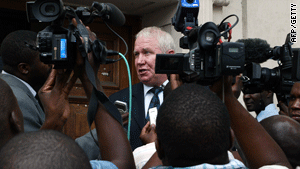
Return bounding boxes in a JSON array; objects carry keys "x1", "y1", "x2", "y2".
[{"x1": 32, "y1": 0, "x2": 64, "y2": 22}]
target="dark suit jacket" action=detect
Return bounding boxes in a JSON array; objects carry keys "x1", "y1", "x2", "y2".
[
  {"x1": 0, "y1": 74, "x2": 45, "y2": 132},
  {"x1": 1, "y1": 73, "x2": 100, "y2": 160},
  {"x1": 109, "y1": 82, "x2": 146, "y2": 151}
]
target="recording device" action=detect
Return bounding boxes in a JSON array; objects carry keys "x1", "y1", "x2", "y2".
[
  {"x1": 148, "y1": 107, "x2": 158, "y2": 125},
  {"x1": 114, "y1": 100, "x2": 127, "y2": 115},
  {"x1": 241, "y1": 34, "x2": 300, "y2": 104},
  {"x1": 26, "y1": 0, "x2": 125, "y2": 69},
  {"x1": 155, "y1": 0, "x2": 245, "y2": 85}
]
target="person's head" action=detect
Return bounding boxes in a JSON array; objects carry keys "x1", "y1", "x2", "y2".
[
  {"x1": 0, "y1": 130, "x2": 92, "y2": 169},
  {"x1": 0, "y1": 79, "x2": 24, "y2": 149},
  {"x1": 243, "y1": 90, "x2": 273, "y2": 115},
  {"x1": 156, "y1": 83, "x2": 232, "y2": 167},
  {"x1": 260, "y1": 115, "x2": 300, "y2": 168},
  {"x1": 1, "y1": 30, "x2": 51, "y2": 91},
  {"x1": 288, "y1": 82, "x2": 300, "y2": 123},
  {"x1": 134, "y1": 26, "x2": 175, "y2": 87}
]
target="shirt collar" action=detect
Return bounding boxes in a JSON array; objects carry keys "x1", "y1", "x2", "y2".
[
  {"x1": 143, "y1": 80, "x2": 169, "y2": 97},
  {"x1": 2, "y1": 70, "x2": 37, "y2": 97}
]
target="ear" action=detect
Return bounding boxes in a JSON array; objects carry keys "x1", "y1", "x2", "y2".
[
  {"x1": 155, "y1": 137, "x2": 165, "y2": 160},
  {"x1": 17, "y1": 63, "x2": 30, "y2": 75},
  {"x1": 166, "y1": 49, "x2": 175, "y2": 54},
  {"x1": 228, "y1": 128, "x2": 235, "y2": 150},
  {"x1": 9, "y1": 110, "x2": 24, "y2": 134}
]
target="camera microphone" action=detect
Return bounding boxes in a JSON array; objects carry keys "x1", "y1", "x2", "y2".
[
  {"x1": 236, "y1": 38, "x2": 271, "y2": 64},
  {"x1": 92, "y1": 2, "x2": 126, "y2": 27}
]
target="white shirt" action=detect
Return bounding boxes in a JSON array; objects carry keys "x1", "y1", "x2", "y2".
[
  {"x1": 143, "y1": 80, "x2": 169, "y2": 117},
  {"x1": 256, "y1": 103, "x2": 279, "y2": 122},
  {"x1": 1, "y1": 70, "x2": 37, "y2": 97}
]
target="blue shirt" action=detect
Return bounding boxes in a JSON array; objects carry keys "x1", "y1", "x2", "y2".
[
  {"x1": 256, "y1": 103, "x2": 279, "y2": 122},
  {"x1": 90, "y1": 160, "x2": 118, "y2": 169}
]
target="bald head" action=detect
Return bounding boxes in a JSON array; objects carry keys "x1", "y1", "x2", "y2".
[
  {"x1": 260, "y1": 115, "x2": 300, "y2": 168},
  {"x1": 0, "y1": 78, "x2": 23, "y2": 148}
]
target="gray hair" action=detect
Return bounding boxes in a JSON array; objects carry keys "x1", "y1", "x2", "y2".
[{"x1": 136, "y1": 26, "x2": 175, "y2": 53}]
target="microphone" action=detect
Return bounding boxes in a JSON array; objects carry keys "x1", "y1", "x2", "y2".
[
  {"x1": 92, "y1": 2, "x2": 126, "y2": 27},
  {"x1": 236, "y1": 38, "x2": 271, "y2": 64}
]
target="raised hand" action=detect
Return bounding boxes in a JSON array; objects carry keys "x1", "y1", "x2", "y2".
[{"x1": 39, "y1": 69, "x2": 77, "y2": 131}]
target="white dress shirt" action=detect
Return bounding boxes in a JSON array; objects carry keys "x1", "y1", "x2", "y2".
[{"x1": 143, "y1": 80, "x2": 169, "y2": 117}]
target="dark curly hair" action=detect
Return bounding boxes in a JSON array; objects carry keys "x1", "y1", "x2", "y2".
[
  {"x1": 156, "y1": 83, "x2": 231, "y2": 165},
  {"x1": 0, "y1": 130, "x2": 92, "y2": 169}
]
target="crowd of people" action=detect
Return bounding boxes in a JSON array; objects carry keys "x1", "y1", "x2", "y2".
[{"x1": 0, "y1": 19, "x2": 299, "y2": 169}]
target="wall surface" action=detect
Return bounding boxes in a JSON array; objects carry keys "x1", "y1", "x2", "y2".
[{"x1": 142, "y1": 0, "x2": 300, "y2": 115}]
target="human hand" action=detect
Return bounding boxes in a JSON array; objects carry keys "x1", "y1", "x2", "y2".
[
  {"x1": 231, "y1": 74, "x2": 243, "y2": 99},
  {"x1": 122, "y1": 112, "x2": 129, "y2": 126},
  {"x1": 210, "y1": 76, "x2": 234, "y2": 100},
  {"x1": 278, "y1": 101, "x2": 289, "y2": 116},
  {"x1": 71, "y1": 18, "x2": 104, "y2": 95},
  {"x1": 140, "y1": 121, "x2": 157, "y2": 144},
  {"x1": 39, "y1": 69, "x2": 77, "y2": 131},
  {"x1": 71, "y1": 18, "x2": 100, "y2": 76},
  {"x1": 170, "y1": 74, "x2": 183, "y2": 90}
]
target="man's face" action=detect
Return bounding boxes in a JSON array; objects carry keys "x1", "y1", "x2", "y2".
[
  {"x1": 243, "y1": 93, "x2": 261, "y2": 112},
  {"x1": 30, "y1": 56, "x2": 52, "y2": 88},
  {"x1": 288, "y1": 82, "x2": 300, "y2": 123},
  {"x1": 134, "y1": 36, "x2": 167, "y2": 86}
]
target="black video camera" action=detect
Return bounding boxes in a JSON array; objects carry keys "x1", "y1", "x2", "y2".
[
  {"x1": 26, "y1": 0, "x2": 125, "y2": 69},
  {"x1": 242, "y1": 34, "x2": 300, "y2": 104},
  {"x1": 155, "y1": 0, "x2": 245, "y2": 85}
]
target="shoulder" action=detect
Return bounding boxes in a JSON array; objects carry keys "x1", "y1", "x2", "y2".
[
  {"x1": 109, "y1": 82, "x2": 143, "y2": 101},
  {"x1": 90, "y1": 160, "x2": 118, "y2": 169},
  {"x1": 8, "y1": 84, "x2": 35, "y2": 106},
  {"x1": 1, "y1": 74, "x2": 30, "y2": 97}
]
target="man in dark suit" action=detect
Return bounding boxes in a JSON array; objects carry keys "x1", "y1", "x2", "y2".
[
  {"x1": 109, "y1": 26, "x2": 175, "y2": 150},
  {"x1": 0, "y1": 30, "x2": 52, "y2": 131},
  {"x1": 0, "y1": 30, "x2": 99, "y2": 160}
]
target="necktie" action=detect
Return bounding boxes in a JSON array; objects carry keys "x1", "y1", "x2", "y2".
[{"x1": 146, "y1": 87, "x2": 163, "y2": 120}]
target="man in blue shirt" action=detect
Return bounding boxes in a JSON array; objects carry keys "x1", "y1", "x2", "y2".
[{"x1": 243, "y1": 90, "x2": 278, "y2": 122}]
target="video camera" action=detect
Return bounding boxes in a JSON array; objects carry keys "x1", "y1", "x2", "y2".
[
  {"x1": 242, "y1": 34, "x2": 300, "y2": 104},
  {"x1": 155, "y1": 0, "x2": 245, "y2": 85},
  {"x1": 26, "y1": 0, "x2": 125, "y2": 69}
]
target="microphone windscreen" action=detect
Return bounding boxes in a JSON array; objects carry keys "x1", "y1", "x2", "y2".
[
  {"x1": 106, "y1": 3, "x2": 126, "y2": 26},
  {"x1": 236, "y1": 38, "x2": 271, "y2": 64}
]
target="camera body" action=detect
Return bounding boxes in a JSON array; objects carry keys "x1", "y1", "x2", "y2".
[
  {"x1": 26, "y1": 0, "x2": 121, "y2": 69},
  {"x1": 36, "y1": 25, "x2": 77, "y2": 68},
  {"x1": 242, "y1": 34, "x2": 300, "y2": 104},
  {"x1": 26, "y1": 0, "x2": 83, "y2": 68},
  {"x1": 156, "y1": 41, "x2": 245, "y2": 85},
  {"x1": 155, "y1": 0, "x2": 245, "y2": 85}
]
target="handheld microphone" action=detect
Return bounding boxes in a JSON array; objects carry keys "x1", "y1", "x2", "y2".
[
  {"x1": 236, "y1": 38, "x2": 271, "y2": 64},
  {"x1": 92, "y1": 2, "x2": 126, "y2": 27}
]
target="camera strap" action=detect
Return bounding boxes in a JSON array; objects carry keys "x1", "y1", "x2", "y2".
[
  {"x1": 84, "y1": 60, "x2": 122, "y2": 127},
  {"x1": 73, "y1": 14, "x2": 122, "y2": 129}
]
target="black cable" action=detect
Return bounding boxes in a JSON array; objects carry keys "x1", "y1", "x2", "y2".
[
  {"x1": 216, "y1": 14, "x2": 239, "y2": 40},
  {"x1": 104, "y1": 21, "x2": 129, "y2": 61}
]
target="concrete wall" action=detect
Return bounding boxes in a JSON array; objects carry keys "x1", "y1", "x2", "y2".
[{"x1": 142, "y1": 0, "x2": 300, "y2": 115}]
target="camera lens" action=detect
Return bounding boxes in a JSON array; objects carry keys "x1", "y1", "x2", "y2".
[
  {"x1": 45, "y1": 4, "x2": 56, "y2": 13},
  {"x1": 31, "y1": 0, "x2": 64, "y2": 22},
  {"x1": 40, "y1": 2, "x2": 60, "y2": 16},
  {"x1": 205, "y1": 32, "x2": 215, "y2": 42},
  {"x1": 186, "y1": 0, "x2": 195, "y2": 3}
]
